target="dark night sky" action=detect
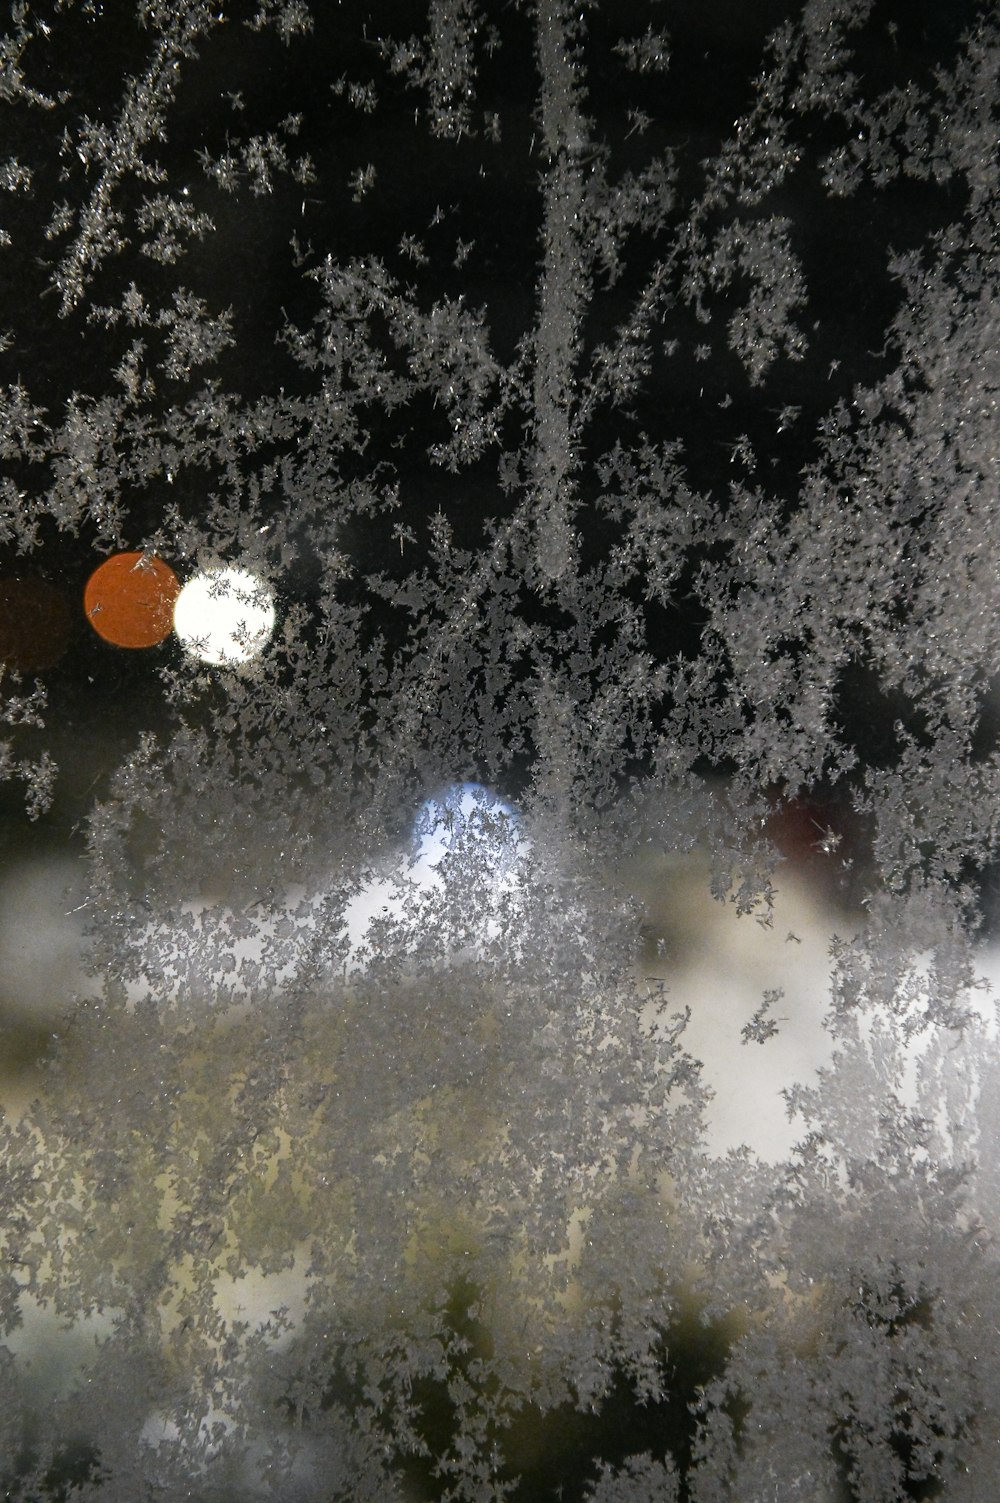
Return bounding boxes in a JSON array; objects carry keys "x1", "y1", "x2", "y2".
[{"x1": 0, "y1": 0, "x2": 984, "y2": 851}]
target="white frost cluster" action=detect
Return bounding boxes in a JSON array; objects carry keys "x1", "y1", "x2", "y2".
[{"x1": 0, "y1": 0, "x2": 999, "y2": 1499}]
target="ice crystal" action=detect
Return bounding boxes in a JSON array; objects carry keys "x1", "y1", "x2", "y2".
[{"x1": 0, "y1": 0, "x2": 998, "y2": 1498}]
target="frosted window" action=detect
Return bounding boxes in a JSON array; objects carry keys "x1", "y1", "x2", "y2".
[{"x1": 0, "y1": 1, "x2": 997, "y2": 1498}]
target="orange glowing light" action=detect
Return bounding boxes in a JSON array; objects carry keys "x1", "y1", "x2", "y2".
[
  {"x1": 0, "y1": 576, "x2": 73, "y2": 671},
  {"x1": 83, "y1": 551, "x2": 180, "y2": 649}
]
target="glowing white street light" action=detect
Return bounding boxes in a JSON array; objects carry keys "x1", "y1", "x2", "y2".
[
  {"x1": 410, "y1": 781, "x2": 525, "y2": 879},
  {"x1": 338, "y1": 783, "x2": 529, "y2": 969},
  {"x1": 172, "y1": 566, "x2": 275, "y2": 666}
]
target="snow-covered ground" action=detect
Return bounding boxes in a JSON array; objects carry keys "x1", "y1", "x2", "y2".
[
  {"x1": 4, "y1": 781, "x2": 999, "y2": 1478},
  {"x1": 4, "y1": 782, "x2": 997, "y2": 1149}
]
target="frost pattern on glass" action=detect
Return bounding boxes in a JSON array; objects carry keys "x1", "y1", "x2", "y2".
[{"x1": 0, "y1": 0, "x2": 998, "y2": 1498}]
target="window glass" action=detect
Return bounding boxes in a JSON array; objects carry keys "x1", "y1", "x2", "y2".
[{"x1": 1, "y1": 2, "x2": 997, "y2": 1497}]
